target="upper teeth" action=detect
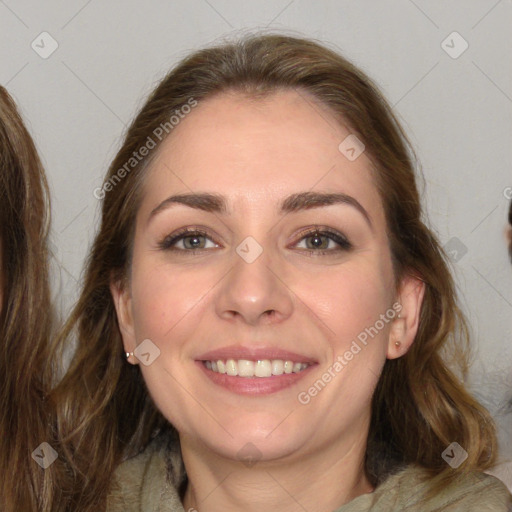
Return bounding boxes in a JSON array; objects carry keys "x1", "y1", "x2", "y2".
[{"x1": 204, "y1": 359, "x2": 310, "y2": 377}]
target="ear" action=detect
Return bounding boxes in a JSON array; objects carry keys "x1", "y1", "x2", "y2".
[
  {"x1": 110, "y1": 276, "x2": 139, "y2": 365},
  {"x1": 386, "y1": 272, "x2": 426, "y2": 359}
]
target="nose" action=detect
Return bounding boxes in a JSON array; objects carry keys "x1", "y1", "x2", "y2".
[{"x1": 214, "y1": 241, "x2": 294, "y2": 327}]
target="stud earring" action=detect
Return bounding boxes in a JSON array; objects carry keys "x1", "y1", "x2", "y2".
[
  {"x1": 395, "y1": 341, "x2": 401, "y2": 347},
  {"x1": 125, "y1": 351, "x2": 134, "y2": 359}
]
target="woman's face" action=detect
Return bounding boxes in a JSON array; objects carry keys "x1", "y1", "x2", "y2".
[{"x1": 113, "y1": 89, "x2": 424, "y2": 464}]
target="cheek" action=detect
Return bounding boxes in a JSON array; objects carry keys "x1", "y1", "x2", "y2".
[
  {"x1": 130, "y1": 257, "x2": 216, "y2": 344},
  {"x1": 294, "y1": 259, "x2": 395, "y2": 352},
  {"x1": 293, "y1": 261, "x2": 395, "y2": 426}
]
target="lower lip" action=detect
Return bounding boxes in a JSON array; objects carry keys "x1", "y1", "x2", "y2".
[{"x1": 196, "y1": 361, "x2": 315, "y2": 396}]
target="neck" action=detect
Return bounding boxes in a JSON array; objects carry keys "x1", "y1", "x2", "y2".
[{"x1": 180, "y1": 427, "x2": 374, "y2": 512}]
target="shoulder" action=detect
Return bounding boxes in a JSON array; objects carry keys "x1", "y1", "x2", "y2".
[
  {"x1": 378, "y1": 464, "x2": 512, "y2": 511},
  {"x1": 338, "y1": 465, "x2": 512, "y2": 512},
  {"x1": 486, "y1": 461, "x2": 512, "y2": 495},
  {"x1": 106, "y1": 433, "x2": 186, "y2": 512}
]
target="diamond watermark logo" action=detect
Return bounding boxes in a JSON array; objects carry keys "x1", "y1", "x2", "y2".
[
  {"x1": 443, "y1": 237, "x2": 468, "y2": 263},
  {"x1": 236, "y1": 236, "x2": 263, "y2": 264},
  {"x1": 442, "y1": 442, "x2": 468, "y2": 468},
  {"x1": 31, "y1": 32, "x2": 59, "y2": 59},
  {"x1": 338, "y1": 134, "x2": 365, "y2": 161},
  {"x1": 441, "y1": 32, "x2": 469, "y2": 59},
  {"x1": 237, "y1": 442, "x2": 262, "y2": 468},
  {"x1": 32, "y1": 442, "x2": 58, "y2": 469},
  {"x1": 134, "y1": 338, "x2": 161, "y2": 366}
]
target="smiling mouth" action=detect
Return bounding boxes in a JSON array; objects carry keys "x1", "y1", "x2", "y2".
[{"x1": 202, "y1": 359, "x2": 311, "y2": 378}]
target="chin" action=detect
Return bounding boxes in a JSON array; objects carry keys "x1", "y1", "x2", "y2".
[
  {"x1": 182, "y1": 412, "x2": 310, "y2": 464},
  {"x1": 203, "y1": 430, "x2": 303, "y2": 465}
]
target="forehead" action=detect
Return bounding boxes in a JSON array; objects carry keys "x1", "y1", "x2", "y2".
[{"x1": 140, "y1": 89, "x2": 384, "y2": 222}]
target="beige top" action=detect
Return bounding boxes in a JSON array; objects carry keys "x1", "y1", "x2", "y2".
[{"x1": 107, "y1": 435, "x2": 512, "y2": 512}]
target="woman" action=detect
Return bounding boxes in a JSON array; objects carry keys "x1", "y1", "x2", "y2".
[
  {"x1": 51, "y1": 34, "x2": 512, "y2": 511},
  {"x1": 0, "y1": 87, "x2": 56, "y2": 511}
]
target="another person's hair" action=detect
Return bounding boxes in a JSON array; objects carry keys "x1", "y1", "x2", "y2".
[
  {"x1": 508, "y1": 200, "x2": 512, "y2": 411},
  {"x1": 0, "y1": 86, "x2": 55, "y2": 511},
  {"x1": 508, "y1": 199, "x2": 512, "y2": 262},
  {"x1": 51, "y1": 33, "x2": 499, "y2": 510}
]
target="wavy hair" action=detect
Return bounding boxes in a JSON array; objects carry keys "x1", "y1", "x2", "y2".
[
  {"x1": 0, "y1": 86, "x2": 56, "y2": 511},
  {"x1": 50, "y1": 33, "x2": 499, "y2": 510}
]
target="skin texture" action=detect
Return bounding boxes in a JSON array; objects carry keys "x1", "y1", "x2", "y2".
[{"x1": 111, "y1": 89, "x2": 425, "y2": 512}]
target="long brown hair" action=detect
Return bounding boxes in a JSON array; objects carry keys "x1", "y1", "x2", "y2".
[
  {"x1": 51, "y1": 33, "x2": 500, "y2": 510},
  {"x1": 0, "y1": 86, "x2": 56, "y2": 510}
]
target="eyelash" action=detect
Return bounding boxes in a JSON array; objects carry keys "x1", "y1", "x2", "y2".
[{"x1": 157, "y1": 226, "x2": 353, "y2": 256}]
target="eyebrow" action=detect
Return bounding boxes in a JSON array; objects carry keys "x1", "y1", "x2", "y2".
[{"x1": 148, "y1": 191, "x2": 373, "y2": 229}]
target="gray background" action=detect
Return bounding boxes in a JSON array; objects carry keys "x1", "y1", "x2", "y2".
[{"x1": 1, "y1": 0, "x2": 511, "y2": 472}]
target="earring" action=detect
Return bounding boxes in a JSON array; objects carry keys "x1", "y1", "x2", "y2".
[
  {"x1": 125, "y1": 351, "x2": 134, "y2": 359},
  {"x1": 395, "y1": 341, "x2": 401, "y2": 347}
]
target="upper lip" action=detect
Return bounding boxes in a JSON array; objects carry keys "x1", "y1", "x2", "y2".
[{"x1": 196, "y1": 345, "x2": 317, "y2": 364}]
